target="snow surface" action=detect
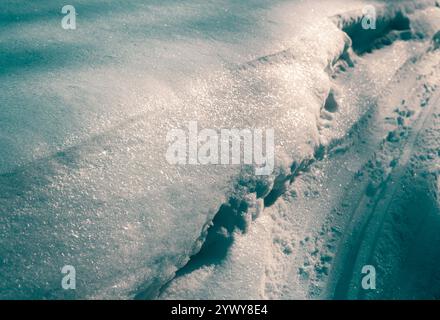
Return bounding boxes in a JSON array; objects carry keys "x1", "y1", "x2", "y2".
[{"x1": 1, "y1": 0, "x2": 440, "y2": 299}]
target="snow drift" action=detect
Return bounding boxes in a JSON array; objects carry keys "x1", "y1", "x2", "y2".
[{"x1": 1, "y1": 0, "x2": 440, "y2": 300}]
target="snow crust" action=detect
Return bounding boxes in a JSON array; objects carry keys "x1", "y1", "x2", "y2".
[{"x1": 1, "y1": 0, "x2": 439, "y2": 299}]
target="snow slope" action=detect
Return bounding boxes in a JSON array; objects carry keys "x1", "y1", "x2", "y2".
[
  {"x1": 1, "y1": 0, "x2": 440, "y2": 299},
  {"x1": 161, "y1": 2, "x2": 440, "y2": 300}
]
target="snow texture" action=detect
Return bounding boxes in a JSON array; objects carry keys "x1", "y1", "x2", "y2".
[{"x1": 1, "y1": 0, "x2": 440, "y2": 299}]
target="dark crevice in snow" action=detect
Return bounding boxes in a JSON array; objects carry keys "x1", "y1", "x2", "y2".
[
  {"x1": 340, "y1": 10, "x2": 412, "y2": 55},
  {"x1": 324, "y1": 89, "x2": 339, "y2": 113},
  {"x1": 174, "y1": 199, "x2": 248, "y2": 276},
  {"x1": 147, "y1": 196, "x2": 252, "y2": 299}
]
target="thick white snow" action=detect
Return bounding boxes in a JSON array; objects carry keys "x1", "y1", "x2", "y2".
[{"x1": 1, "y1": 0, "x2": 440, "y2": 299}]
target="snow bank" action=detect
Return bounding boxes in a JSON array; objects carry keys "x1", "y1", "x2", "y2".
[
  {"x1": 1, "y1": 0, "x2": 438, "y2": 299},
  {"x1": 162, "y1": 1, "x2": 440, "y2": 300}
]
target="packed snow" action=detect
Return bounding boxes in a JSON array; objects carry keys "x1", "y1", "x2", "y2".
[{"x1": 1, "y1": 0, "x2": 440, "y2": 299}]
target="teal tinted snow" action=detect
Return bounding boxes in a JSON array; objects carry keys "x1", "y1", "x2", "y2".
[{"x1": 1, "y1": 0, "x2": 440, "y2": 300}]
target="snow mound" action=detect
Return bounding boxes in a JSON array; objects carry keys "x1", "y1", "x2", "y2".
[{"x1": 1, "y1": 0, "x2": 439, "y2": 300}]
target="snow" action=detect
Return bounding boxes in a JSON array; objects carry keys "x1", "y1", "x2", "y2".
[{"x1": 1, "y1": 0, "x2": 440, "y2": 299}]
